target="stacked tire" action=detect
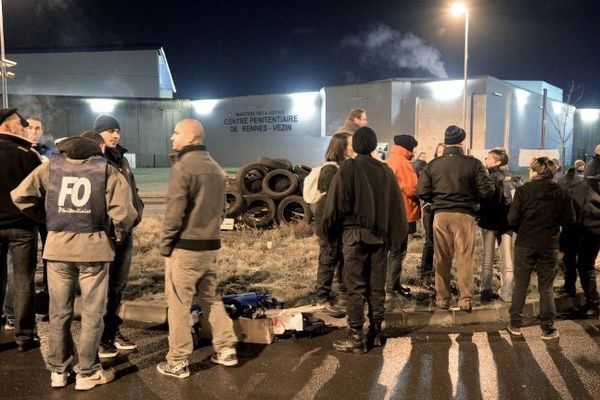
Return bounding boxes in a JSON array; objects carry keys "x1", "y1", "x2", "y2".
[{"x1": 225, "y1": 157, "x2": 313, "y2": 228}]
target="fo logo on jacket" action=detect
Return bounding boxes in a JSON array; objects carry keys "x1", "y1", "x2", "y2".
[
  {"x1": 46, "y1": 155, "x2": 108, "y2": 233},
  {"x1": 58, "y1": 177, "x2": 92, "y2": 209}
]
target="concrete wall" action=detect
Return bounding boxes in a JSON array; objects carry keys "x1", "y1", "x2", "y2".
[
  {"x1": 194, "y1": 92, "x2": 326, "y2": 167},
  {"x1": 7, "y1": 76, "x2": 577, "y2": 169},
  {"x1": 8, "y1": 50, "x2": 167, "y2": 99}
]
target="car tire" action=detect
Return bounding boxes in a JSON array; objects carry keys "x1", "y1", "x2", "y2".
[
  {"x1": 242, "y1": 194, "x2": 277, "y2": 228},
  {"x1": 262, "y1": 169, "x2": 299, "y2": 201},
  {"x1": 276, "y1": 195, "x2": 312, "y2": 224},
  {"x1": 236, "y1": 163, "x2": 269, "y2": 195},
  {"x1": 225, "y1": 188, "x2": 245, "y2": 218}
]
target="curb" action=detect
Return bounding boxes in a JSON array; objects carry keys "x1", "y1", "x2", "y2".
[{"x1": 115, "y1": 293, "x2": 588, "y2": 328}]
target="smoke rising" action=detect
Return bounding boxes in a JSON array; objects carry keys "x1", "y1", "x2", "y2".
[{"x1": 341, "y1": 24, "x2": 448, "y2": 78}]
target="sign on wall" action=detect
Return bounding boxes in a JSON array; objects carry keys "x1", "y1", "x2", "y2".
[{"x1": 223, "y1": 110, "x2": 300, "y2": 133}]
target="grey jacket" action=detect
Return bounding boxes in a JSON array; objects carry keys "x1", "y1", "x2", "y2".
[{"x1": 160, "y1": 144, "x2": 225, "y2": 257}]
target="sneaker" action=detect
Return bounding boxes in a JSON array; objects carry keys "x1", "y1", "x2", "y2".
[
  {"x1": 156, "y1": 360, "x2": 190, "y2": 378},
  {"x1": 75, "y1": 368, "x2": 115, "y2": 391},
  {"x1": 4, "y1": 317, "x2": 15, "y2": 331},
  {"x1": 114, "y1": 332, "x2": 137, "y2": 350},
  {"x1": 17, "y1": 334, "x2": 41, "y2": 352},
  {"x1": 507, "y1": 324, "x2": 522, "y2": 336},
  {"x1": 317, "y1": 300, "x2": 345, "y2": 318},
  {"x1": 541, "y1": 327, "x2": 560, "y2": 340},
  {"x1": 211, "y1": 348, "x2": 238, "y2": 367},
  {"x1": 98, "y1": 341, "x2": 119, "y2": 358},
  {"x1": 51, "y1": 371, "x2": 69, "y2": 388}
]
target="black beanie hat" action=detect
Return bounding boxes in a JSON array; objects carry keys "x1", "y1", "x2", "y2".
[
  {"x1": 393, "y1": 134, "x2": 418, "y2": 152},
  {"x1": 93, "y1": 114, "x2": 120, "y2": 133},
  {"x1": 353, "y1": 127, "x2": 378, "y2": 154},
  {"x1": 444, "y1": 125, "x2": 466, "y2": 145}
]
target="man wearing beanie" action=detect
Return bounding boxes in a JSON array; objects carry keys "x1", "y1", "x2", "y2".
[
  {"x1": 93, "y1": 114, "x2": 145, "y2": 356},
  {"x1": 417, "y1": 125, "x2": 495, "y2": 311},
  {"x1": 322, "y1": 127, "x2": 408, "y2": 353},
  {"x1": 385, "y1": 134, "x2": 420, "y2": 302}
]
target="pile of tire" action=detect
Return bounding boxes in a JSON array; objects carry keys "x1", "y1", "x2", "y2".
[{"x1": 225, "y1": 157, "x2": 313, "y2": 228}]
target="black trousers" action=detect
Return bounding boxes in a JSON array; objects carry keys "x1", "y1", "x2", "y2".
[
  {"x1": 560, "y1": 225, "x2": 599, "y2": 306},
  {"x1": 510, "y1": 246, "x2": 557, "y2": 330},
  {"x1": 315, "y1": 238, "x2": 346, "y2": 301},
  {"x1": 343, "y1": 241, "x2": 387, "y2": 330}
]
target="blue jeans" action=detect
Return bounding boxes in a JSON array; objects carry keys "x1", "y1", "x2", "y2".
[
  {"x1": 102, "y1": 234, "x2": 133, "y2": 343},
  {"x1": 480, "y1": 229, "x2": 514, "y2": 301},
  {"x1": 47, "y1": 261, "x2": 109, "y2": 377},
  {"x1": 0, "y1": 227, "x2": 37, "y2": 343},
  {"x1": 3, "y1": 253, "x2": 14, "y2": 319}
]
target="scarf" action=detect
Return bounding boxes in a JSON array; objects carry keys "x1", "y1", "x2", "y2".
[{"x1": 322, "y1": 154, "x2": 408, "y2": 247}]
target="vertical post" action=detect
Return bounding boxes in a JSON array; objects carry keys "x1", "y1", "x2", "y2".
[
  {"x1": 541, "y1": 88, "x2": 547, "y2": 150},
  {"x1": 469, "y1": 93, "x2": 475, "y2": 150},
  {"x1": 463, "y1": 9, "x2": 469, "y2": 134},
  {"x1": 0, "y1": 0, "x2": 8, "y2": 108}
]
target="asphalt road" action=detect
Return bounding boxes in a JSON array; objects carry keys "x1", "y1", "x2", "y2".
[{"x1": 1, "y1": 318, "x2": 599, "y2": 399}]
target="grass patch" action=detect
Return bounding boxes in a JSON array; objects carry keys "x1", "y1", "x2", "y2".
[{"x1": 127, "y1": 213, "x2": 500, "y2": 306}]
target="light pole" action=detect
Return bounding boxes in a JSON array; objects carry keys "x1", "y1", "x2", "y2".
[
  {"x1": 0, "y1": 0, "x2": 16, "y2": 108},
  {"x1": 451, "y1": 2, "x2": 469, "y2": 132}
]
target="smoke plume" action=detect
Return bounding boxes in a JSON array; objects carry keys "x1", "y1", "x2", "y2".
[{"x1": 341, "y1": 24, "x2": 448, "y2": 78}]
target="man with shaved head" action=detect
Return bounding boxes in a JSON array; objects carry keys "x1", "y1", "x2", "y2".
[{"x1": 157, "y1": 119, "x2": 236, "y2": 378}]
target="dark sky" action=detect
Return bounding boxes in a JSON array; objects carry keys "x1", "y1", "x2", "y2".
[{"x1": 4, "y1": 0, "x2": 600, "y2": 106}]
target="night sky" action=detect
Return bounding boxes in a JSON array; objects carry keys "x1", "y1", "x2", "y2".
[{"x1": 4, "y1": 0, "x2": 600, "y2": 106}]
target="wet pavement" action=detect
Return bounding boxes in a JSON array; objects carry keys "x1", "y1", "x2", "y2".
[{"x1": 1, "y1": 318, "x2": 599, "y2": 399}]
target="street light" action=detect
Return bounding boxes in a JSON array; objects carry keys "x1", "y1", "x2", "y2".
[
  {"x1": 451, "y1": 2, "x2": 469, "y2": 134},
  {"x1": 0, "y1": 0, "x2": 17, "y2": 108}
]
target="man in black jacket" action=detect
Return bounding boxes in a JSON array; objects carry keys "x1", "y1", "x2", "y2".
[
  {"x1": 584, "y1": 144, "x2": 600, "y2": 177},
  {"x1": 0, "y1": 108, "x2": 41, "y2": 350},
  {"x1": 93, "y1": 114, "x2": 145, "y2": 356},
  {"x1": 417, "y1": 125, "x2": 495, "y2": 311}
]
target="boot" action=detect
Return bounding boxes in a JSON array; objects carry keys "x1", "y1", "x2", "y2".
[
  {"x1": 333, "y1": 328, "x2": 367, "y2": 354},
  {"x1": 367, "y1": 322, "x2": 385, "y2": 348}
]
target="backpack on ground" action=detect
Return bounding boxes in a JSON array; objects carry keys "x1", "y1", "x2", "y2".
[{"x1": 302, "y1": 161, "x2": 338, "y2": 204}]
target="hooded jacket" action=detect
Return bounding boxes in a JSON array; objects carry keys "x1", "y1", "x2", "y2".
[
  {"x1": 0, "y1": 132, "x2": 42, "y2": 229},
  {"x1": 567, "y1": 175, "x2": 600, "y2": 235},
  {"x1": 105, "y1": 144, "x2": 144, "y2": 228},
  {"x1": 508, "y1": 178, "x2": 575, "y2": 250},
  {"x1": 11, "y1": 137, "x2": 138, "y2": 262},
  {"x1": 387, "y1": 144, "x2": 420, "y2": 223}
]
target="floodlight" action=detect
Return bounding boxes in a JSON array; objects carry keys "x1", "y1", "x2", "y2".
[{"x1": 192, "y1": 99, "x2": 219, "y2": 115}]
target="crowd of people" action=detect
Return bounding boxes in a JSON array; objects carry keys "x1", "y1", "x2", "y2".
[
  {"x1": 312, "y1": 108, "x2": 600, "y2": 352},
  {"x1": 1, "y1": 105, "x2": 599, "y2": 387}
]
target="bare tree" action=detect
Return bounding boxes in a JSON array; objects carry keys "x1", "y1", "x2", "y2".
[{"x1": 546, "y1": 80, "x2": 583, "y2": 165}]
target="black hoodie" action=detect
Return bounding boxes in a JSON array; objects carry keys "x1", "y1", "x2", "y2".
[{"x1": 508, "y1": 178, "x2": 575, "y2": 250}]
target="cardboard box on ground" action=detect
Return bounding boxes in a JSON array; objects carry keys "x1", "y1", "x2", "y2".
[{"x1": 199, "y1": 305, "x2": 324, "y2": 345}]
